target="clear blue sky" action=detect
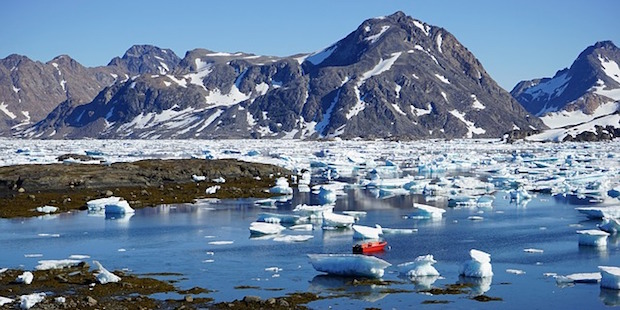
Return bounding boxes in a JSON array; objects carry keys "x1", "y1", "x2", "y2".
[{"x1": 2, "y1": 0, "x2": 618, "y2": 90}]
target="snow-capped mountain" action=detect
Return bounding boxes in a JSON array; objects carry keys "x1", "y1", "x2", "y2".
[
  {"x1": 0, "y1": 45, "x2": 181, "y2": 136},
  {"x1": 21, "y1": 11, "x2": 543, "y2": 139},
  {"x1": 511, "y1": 41, "x2": 620, "y2": 141}
]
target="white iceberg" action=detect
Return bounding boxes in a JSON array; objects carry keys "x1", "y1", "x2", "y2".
[
  {"x1": 16, "y1": 271, "x2": 33, "y2": 285},
  {"x1": 322, "y1": 211, "x2": 355, "y2": 228},
  {"x1": 249, "y1": 221, "x2": 286, "y2": 235},
  {"x1": 35, "y1": 259, "x2": 82, "y2": 270},
  {"x1": 192, "y1": 174, "x2": 206, "y2": 182},
  {"x1": 205, "y1": 185, "x2": 220, "y2": 194},
  {"x1": 576, "y1": 206, "x2": 620, "y2": 219},
  {"x1": 398, "y1": 254, "x2": 440, "y2": 277},
  {"x1": 555, "y1": 272, "x2": 602, "y2": 284},
  {"x1": 270, "y1": 177, "x2": 293, "y2": 194},
  {"x1": 0, "y1": 296, "x2": 12, "y2": 306},
  {"x1": 352, "y1": 224, "x2": 383, "y2": 239},
  {"x1": 36, "y1": 205, "x2": 58, "y2": 213},
  {"x1": 93, "y1": 260, "x2": 121, "y2": 284},
  {"x1": 257, "y1": 212, "x2": 303, "y2": 224},
  {"x1": 599, "y1": 266, "x2": 620, "y2": 290},
  {"x1": 299, "y1": 170, "x2": 311, "y2": 186},
  {"x1": 212, "y1": 177, "x2": 226, "y2": 183},
  {"x1": 459, "y1": 249, "x2": 493, "y2": 278},
  {"x1": 293, "y1": 204, "x2": 334, "y2": 218},
  {"x1": 308, "y1": 254, "x2": 391, "y2": 278},
  {"x1": 104, "y1": 200, "x2": 134, "y2": 215},
  {"x1": 288, "y1": 224, "x2": 313, "y2": 231},
  {"x1": 577, "y1": 229, "x2": 609, "y2": 246},
  {"x1": 410, "y1": 203, "x2": 446, "y2": 219},
  {"x1": 19, "y1": 292, "x2": 45, "y2": 309},
  {"x1": 599, "y1": 218, "x2": 620, "y2": 234},
  {"x1": 86, "y1": 196, "x2": 122, "y2": 211},
  {"x1": 273, "y1": 235, "x2": 314, "y2": 242},
  {"x1": 317, "y1": 186, "x2": 337, "y2": 204}
]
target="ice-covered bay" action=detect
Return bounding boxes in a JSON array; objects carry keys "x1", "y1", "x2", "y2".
[{"x1": 0, "y1": 139, "x2": 619, "y2": 308}]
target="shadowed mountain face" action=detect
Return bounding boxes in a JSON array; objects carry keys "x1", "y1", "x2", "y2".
[{"x1": 12, "y1": 11, "x2": 544, "y2": 139}]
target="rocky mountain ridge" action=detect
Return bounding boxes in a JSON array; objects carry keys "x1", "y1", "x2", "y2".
[{"x1": 8, "y1": 12, "x2": 545, "y2": 139}]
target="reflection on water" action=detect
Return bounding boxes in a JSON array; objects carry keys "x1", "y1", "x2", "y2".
[
  {"x1": 600, "y1": 288, "x2": 620, "y2": 306},
  {"x1": 309, "y1": 275, "x2": 389, "y2": 302},
  {"x1": 458, "y1": 276, "x2": 492, "y2": 296},
  {"x1": 408, "y1": 275, "x2": 439, "y2": 290}
]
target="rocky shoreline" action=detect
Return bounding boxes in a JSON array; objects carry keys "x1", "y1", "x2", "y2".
[{"x1": 0, "y1": 157, "x2": 291, "y2": 218}]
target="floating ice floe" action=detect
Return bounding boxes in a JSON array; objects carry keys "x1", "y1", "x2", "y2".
[
  {"x1": 459, "y1": 249, "x2": 493, "y2": 278},
  {"x1": 409, "y1": 203, "x2": 446, "y2": 219},
  {"x1": 257, "y1": 212, "x2": 304, "y2": 224},
  {"x1": 16, "y1": 271, "x2": 33, "y2": 285},
  {"x1": 104, "y1": 200, "x2": 134, "y2": 215},
  {"x1": 298, "y1": 170, "x2": 311, "y2": 186},
  {"x1": 523, "y1": 248, "x2": 544, "y2": 253},
  {"x1": 35, "y1": 259, "x2": 82, "y2": 270},
  {"x1": 322, "y1": 211, "x2": 355, "y2": 228},
  {"x1": 317, "y1": 186, "x2": 337, "y2": 204},
  {"x1": 205, "y1": 185, "x2": 220, "y2": 194},
  {"x1": 273, "y1": 235, "x2": 314, "y2": 242},
  {"x1": 555, "y1": 272, "x2": 602, "y2": 284},
  {"x1": 381, "y1": 227, "x2": 417, "y2": 234},
  {"x1": 468, "y1": 216, "x2": 484, "y2": 221},
  {"x1": 293, "y1": 204, "x2": 334, "y2": 218},
  {"x1": 576, "y1": 205, "x2": 620, "y2": 219},
  {"x1": 599, "y1": 218, "x2": 620, "y2": 234},
  {"x1": 192, "y1": 174, "x2": 206, "y2": 182},
  {"x1": 398, "y1": 254, "x2": 440, "y2": 277},
  {"x1": 506, "y1": 269, "x2": 526, "y2": 275},
  {"x1": 577, "y1": 229, "x2": 609, "y2": 246},
  {"x1": 270, "y1": 177, "x2": 293, "y2": 194},
  {"x1": 20, "y1": 292, "x2": 45, "y2": 309},
  {"x1": 308, "y1": 254, "x2": 391, "y2": 278},
  {"x1": 35, "y1": 205, "x2": 58, "y2": 213},
  {"x1": 288, "y1": 224, "x2": 313, "y2": 231},
  {"x1": 352, "y1": 224, "x2": 383, "y2": 239},
  {"x1": 249, "y1": 221, "x2": 286, "y2": 235},
  {"x1": 93, "y1": 260, "x2": 121, "y2": 284},
  {"x1": 87, "y1": 196, "x2": 122, "y2": 211},
  {"x1": 599, "y1": 266, "x2": 620, "y2": 290}
]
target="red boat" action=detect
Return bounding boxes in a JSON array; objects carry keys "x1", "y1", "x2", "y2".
[{"x1": 352, "y1": 241, "x2": 388, "y2": 254}]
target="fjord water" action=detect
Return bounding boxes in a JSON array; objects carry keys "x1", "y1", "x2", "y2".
[{"x1": 1, "y1": 188, "x2": 618, "y2": 309}]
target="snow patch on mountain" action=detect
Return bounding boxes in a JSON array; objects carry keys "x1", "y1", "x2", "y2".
[
  {"x1": 524, "y1": 72, "x2": 571, "y2": 106},
  {"x1": 436, "y1": 34, "x2": 443, "y2": 53},
  {"x1": 365, "y1": 26, "x2": 390, "y2": 44},
  {"x1": 206, "y1": 85, "x2": 249, "y2": 107},
  {"x1": 599, "y1": 55, "x2": 620, "y2": 84},
  {"x1": 347, "y1": 52, "x2": 402, "y2": 119},
  {"x1": 412, "y1": 20, "x2": 430, "y2": 36},
  {"x1": 528, "y1": 113, "x2": 620, "y2": 142},
  {"x1": 540, "y1": 101, "x2": 619, "y2": 128},
  {"x1": 412, "y1": 104, "x2": 432, "y2": 116},
  {"x1": 0, "y1": 102, "x2": 16, "y2": 119},
  {"x1": 306, "y1": 45, "x2": 337, "y2": 65},
  {"x1": 435, "y1": 74, "x2": 450, "y2": 84},
  {"x1": 449, "y1": 109, "x2": 486, "y2": 138},
  {"x1": 471, "y1": 94, "x2": 485, "y2": 110},
  {"x1": 591, "y1": 80, "x2": 620, "y2": 101}
]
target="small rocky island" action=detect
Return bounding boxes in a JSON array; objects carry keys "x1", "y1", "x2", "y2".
[{"x1": 0, "y1": 157, "x2": 291, "y2": 218}]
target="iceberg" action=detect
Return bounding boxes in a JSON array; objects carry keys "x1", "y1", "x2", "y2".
[
  {"x1": 257, "y1": 212, "x2": 304, "y2": 224},
  {"x1": 298, "y1": 170, "x2": 311, "y2": 186},
  {"x1": 0, "y1": 296, "x2": 12, "y2": 306},
  {"x1": 35, "y1": 205, "x2": 58, "y2": 213},
  {"x1": 322, "y1": 211, "x2": 355, "y2": 228},
  {"x1": 205, "y1": 185, "x2": 220, "y2": 194},
  {"x1": 192, "y1": 174, "x2": 206, "y2": 182},
  {"x1": 398, "y1": 254, "x2": 440, "y2": 277},
  {"x1": 577, "y1": 229, "x2": 609, "y2": 246},
  {"x1": 409, "y1": 203, "x2": 446, "y2": 219},
  {"x1": 576, "y1": 206, "x2": 620, "y2": 219},
  {"x1": 317, "y1": 186, "x2": 337, "y2": 204},
  {"x1": 352, "y1": 224, "x2": 383, "y2": 239},
  {"x1": 308, "y1": 254, "x2": 391, "y2": 278},
  {"x1": 293, "y1": 204, "x2": 334, "y2": 218},
  {"x1": 273, "y1": 235, "x2": 314, "y2": 242},
  {"x1": 459, "y1": 249, "x2": 493, "y2": 278},
  {"x1": 19, "y1": 292, "x2": 45, "y2": 309},
  {"x1": 16, "y1": 271, "x2": 33, "y2": 285},
  {"x1": 35, "y1": 259, "x2": 82, "y2": 270},
  {"x1": 86, "y1": 196, "x2": 122, "y2": 211},
  {"x1": 599, "y1": 218, "x2": 620, "y2": 234},
  {"x1": 93, "y1": 260, "x2": 121, "y2": 284},
  {"x1": 104, "y1": 200, "x2": 134, "y2": 215},
  {"x1": 249, "y1": 221, "x2": 286, "y2": 235},
  {"x1": 555, "y1": 272, "x2": 602, "y2": 284},
  {"x1": 599, "y1": 266, "x2": 620, "y2": 290},
  {"x1": 269, "y1": 177, "x2": 293, "y2": 194},
  {"x1": 212, "y1": 177, "x2": 226, "y2": 183},
  {"x1": 288, "y1": 223, "x2": 313, "y2": 231}
]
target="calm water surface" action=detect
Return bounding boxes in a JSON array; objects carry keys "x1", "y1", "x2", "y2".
[{"x1": 1, "y1": 189, "x2": 618, "y2": 309}]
